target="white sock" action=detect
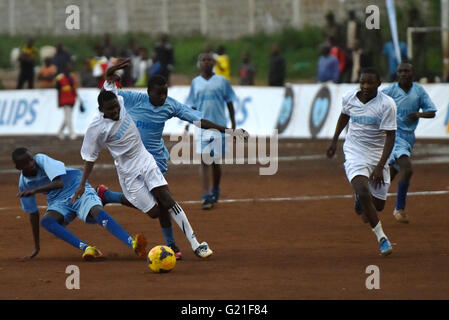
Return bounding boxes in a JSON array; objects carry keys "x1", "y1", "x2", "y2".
[
  {"x1": 372, "y1": 222, "x2": 387, "y2": 243},
  {"x1": 168, "y1": 203, "x2": 200, "y2": 250}
]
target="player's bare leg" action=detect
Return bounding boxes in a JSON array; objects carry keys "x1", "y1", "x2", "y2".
[{"x1": 351, "y1": 175, "x2": 392, "y2": 256}]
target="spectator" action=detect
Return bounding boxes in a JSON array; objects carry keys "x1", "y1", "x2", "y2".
[
  {"x1": 345, "y1": 10, "x2": 361, "y2": 51},
  {"x1": 147, "y1": 52, "x2": 163, "y2": 77},
  {"x1": 92, "y1": 46, "x2": 116, "y2": 88},
  {"x1": 317, "y1": 44, "x2": 339, "y2": 83},
  {"x1": 102, "y1": 32, "x2": 117, "y2": 58},
  {"x1": 52, "y1": 43, "x2": 72, "y2": 75},
  {"x1": 55, "y1": 64, "x2": 78, "y2": 140},
  {"x1": 360, "y1": 10, "x2": 383, "y2": 68},
  {"x1": 329, "y1": 37, "x2": 346, "y2": 83},
  {"x1": 154, "y1": 33, "x2": 174, "y2": 85},
  {"x1": 350, "y1": 40, "x2": 367, "y2": 83},
  {"x1": 37, "y1": 57, "x2": 57, "y2": 88},
  {"x1": 17, "y1": 38, "x2": 38, "y2": 89},
  {"x1": 135, "y1": 47, "x2": 152, "y2": 87},
  {"x1": 80, "y1": 58, "x2": 98, "y2": 88},
  {"x1": 240, "y1": 51, "x2": 255, "y2": 85},
  {"x1": 383, "y1": 41, "x2": 408, "y2": 82},
  {"x1": 214, "y1": 45, "x2": 231, "y2": 81},
  {"x1": 268, "y1": 43, "x2": 286, "y2": 86},
  {"x1": 324, "y1": 12, "x2": 342, "y2": 46}
]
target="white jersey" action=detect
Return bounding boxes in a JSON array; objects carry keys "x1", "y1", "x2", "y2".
[
  {"x1": 81, "y1": 91, "x2": 158, "y2": 182},
  {"x1": 342, "y1": 90, "x2": 397, "y2": 166}
]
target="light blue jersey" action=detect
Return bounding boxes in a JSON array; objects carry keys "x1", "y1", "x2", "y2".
[
  {"x1": 382, "y1": 82, "x2": 437, "y2": 165},
  {"x1": 382, "y1": 82, "x2": 437, "y2": 133},
  {"x1": 18, "y1": 154, "x2": 101, "y2": 224},
  {"x1": 118, "y1": 90, "x2": 202, "y2": 173},
  {"x1": 186, "y1": 74, "x2": 236, "y2": 127}
]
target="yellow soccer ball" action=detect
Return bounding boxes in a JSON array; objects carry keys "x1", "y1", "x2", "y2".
[{"x1": 147, "y1": 245, "x2": 176, "y2": 273}]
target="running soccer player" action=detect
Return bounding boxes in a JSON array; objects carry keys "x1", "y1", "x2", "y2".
[
  {"x1": 72, "y1": 82, "x2": 214, "y2": 259},
  {"x1": 326, "y1": 68, "x2": 397, "y2": 256},
  {"x1": 185, "y1": 52, "x2": 237, "y2": 209},
  {"x1": 12, "y1": 147, "x2": 147, "y2": 261},
  {"x1": 382, "y1": 62, "x2": 437, "y2": 223},
  {"x1": 95, "y1": 59, "x2": 247, "y2": 257}
]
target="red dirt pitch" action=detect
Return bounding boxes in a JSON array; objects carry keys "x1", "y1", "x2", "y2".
[{"x1": 0, "y1": 136, "x2": 448, "y2": 300}]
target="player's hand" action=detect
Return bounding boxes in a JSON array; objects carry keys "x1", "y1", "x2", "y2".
[
  {"x1": 19, "y1": 247, "x2": 40, "y2": 261},
  {"x1": 407, "y1": 112, "x2": 420, "y2": 121},
  {"x1": 326, "y1": 141, "x2": 337, "y2": 158},
  {"x1": 234, "y1": 128, "x2": 249, "y2": 142},
  {"x1": 71, "y1": 186, "x2": 85, "y2": 203},
  {"x1": 369, "y1": 165, "x2": 385, "y2": 189},
  {"x1": 17, "y1": 189, "x2": 36, "y2": 198},
  {"x1": 106, "y1": 58, "x2": 131, "y2": 79}
]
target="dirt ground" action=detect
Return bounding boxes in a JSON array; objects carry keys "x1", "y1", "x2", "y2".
[{"x1": 0, "y1": 136, "x2": 448, "y2": 300}]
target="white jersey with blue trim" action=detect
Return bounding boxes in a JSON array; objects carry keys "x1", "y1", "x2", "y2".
[
  {"x1": 341, "y1": 90, "x2": 397, "y2": 165},
  {"x1": 81, "y1": 84, "x2": 158, "y2": 181},
  {"x1": 117, "y1": 88, "x2": 202, "y2": 173}
]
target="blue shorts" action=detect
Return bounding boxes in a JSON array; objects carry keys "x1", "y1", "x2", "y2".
[
  {"x1": 47, "y1": 185, "x2": 102, "y2": 226},
  {"x1": 388, "y1": 131, "x2": 415, "y2": 170}
]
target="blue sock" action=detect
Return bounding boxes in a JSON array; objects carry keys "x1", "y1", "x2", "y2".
[
  {"x1": 161, "y1": 226, "x2": 175, "y2": 246},
  {"x1": 95, "y1": 210, "x2": 133, "y2": 248},
  {"x1": 104, "y1": 190, "x2": 124, "y2": 204},
  {"x1": 41, "y1": 218, "x2": 89, "y2": 251},
  {"x1": 211, "y1": 187, "x2": 220, "y2": 200},
  {"x1": 396, "y1": 181, "x2": 410, "y2": 210}
]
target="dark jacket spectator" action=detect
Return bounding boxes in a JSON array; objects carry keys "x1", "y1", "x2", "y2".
[
  {"x1": 317, "y1": 45, "x2": 339, "y2": 83},
  {"x1": 240, "y1": 52, "x2": 255, "y2": 85},
  {"x1": 52, "y1": 43, "x2": 72, "y2": 75},
  {"x1": 154, "y1": 33, "x2": 174, "y2": 85},
  {"x1": 268, "y1": 44, "x2": 286, "y2": 86}
]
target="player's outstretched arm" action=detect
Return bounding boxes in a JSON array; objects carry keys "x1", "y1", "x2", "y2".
[
  {"x1": 20, "y1": 210, "x2": 40, "y2": 261},
  {"x1": 71, "y1": 161, "x2": 95, "y2": 203},
  {"x1": 327, "y1": 113, "x2": 350, "y2": 158},
  {"x1": 196, "y1": 119, "x2": 249, "y2": 141},
  {"x1": 407, "y1": 111, "x2": 436, "y2": 121},
  {"x1": 17, "y1": 177, "x2": 64, "y2": 198}
]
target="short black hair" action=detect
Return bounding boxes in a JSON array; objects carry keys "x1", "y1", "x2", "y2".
[
  {"x1": 147, "y1": 75, "x2": 167, "y2": 91},
  {"x1": 12, "y1": 147, "x2": 30, "y2": 162},
  {"x1": 97, "y1": 89, "x2": 117, "y2": 108},
  {"x1": 360, "y1": 67, "x2": 380, "y2": 81}
]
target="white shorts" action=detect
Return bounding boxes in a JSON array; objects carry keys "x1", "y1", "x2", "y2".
[
  {"x1": 344, "y1": 161, "x2": 390, "y2": 200},
  {"x1": 118, "y1": 166, "x2": 168, "y2": 213}
]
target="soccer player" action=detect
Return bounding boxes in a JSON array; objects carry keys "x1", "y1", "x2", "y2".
[
  {"x1": 382, "y1": 62, "x2": 437, "y2": 223},
  {"x1": 72, "y1": 79, "x2": 214, "y2": 259},
  {"x1": 186, "y1": 52, "x2": 237, "y2": 209},
  {"x1": 326, "y1": 68, "x2": 397, "y2": 256},
  {"x1": 12, "y1": 147, "x2": 147, "y2": 261},
  {"x1": 95, "y1": 59, "x2": 247, "y2": 257}
]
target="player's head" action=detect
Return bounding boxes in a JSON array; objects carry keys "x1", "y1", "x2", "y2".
[
  {"x1": 359, "y1": 67, "x2": 381, "y2": 98},
  {"x1": 199, "y1": 52, "x2": 215, "y2": 73},
  {"x1": 147, "y1": 75, "x2": 168, "y2": 106},
  {"x1": 12, "y1": 147, "x2": 37, "y2": 176},
  {"x1": 397, "y1": 62, "x2": 414, "y2": 86},
  {"x1": 98, "y1": 90, "x2": 120, "y2": 121}
]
